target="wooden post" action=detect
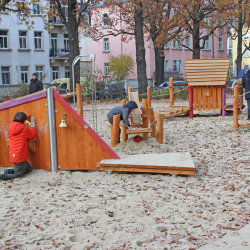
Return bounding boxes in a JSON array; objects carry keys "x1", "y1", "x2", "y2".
[
  {"x1": 147, "y1": 86, "x2": 151, "y2": 108},
  {"x1": 128, "y1": 86, "x2": 132, "y2": 101},
  {"x1": 76, "y1": 83, "x2": 83, "y2": 118},
  {"x1": 148, "y1": 108, "x2": 156, "y2": 138},
  {"x1": 121, "y1": 99, "x2": 128, "y2": 141},
  {"x1": 157, "y1": 113, "x2": 163, "y2": 144},
  {"x1": 111, "y1": 114, "x2": 120, "y2": 147},
  {"x1": 188, "y1": 86, "x2": 193, "y2": 118},
  {"x1": 169, "y1": 77, "x2": 174, "y2": 105},
  {"x1": 234, "y1": 85, "x2": 239, "y2": 129},
  {"x1": 142, "y1": 99, "x2": 149, "y2": 138},
  {"x1": 222, "y1": 85, "x2": 226, "y2": 117}
]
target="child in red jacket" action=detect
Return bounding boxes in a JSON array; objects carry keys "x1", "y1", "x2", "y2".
[{"x1": 0, "y1": 112, "x2": 35, "y2": 180}]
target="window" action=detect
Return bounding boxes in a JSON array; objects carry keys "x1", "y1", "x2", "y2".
[
  {"x1": 64, "y1": 34, "x2": 69, "y2": 50},
  {"x1": 0, "y1": 30, "x2": 8, "y2": 49},
  {"x1": 173, "y1": 40, "x2": 181, "y2": 49},
  {"x1": 164, "y1": 60, "x2": 169, "y2": 72},
  {"x1": 51, "y1": 33, "x2": 57, "y2": 52},
  {"x1": 63, "y1": 6, "x2": 68, "y2": 18},
  {"x1": 244, "y1": 48, "x2": 249, "y2": 57},
  {"x1": 34, "y1": 32, "x2": 42, "y2": 50},
  {"x1": 102, "y1": 13, "x2": 108, "y2": 27},
  {"x1": 164, "y1": 43, "x2": 169, "y2": 49},
  {"x1": 36, "y1": 66, "x2": 43, "y2": 80},
  {"x1": 173, "y1": 60, "x2": 182, "y2": 73},
  {"x1": 1, "y1": 67, "x2": 10, "y2": 84},
  {"x1": 103, "y1": 37, "x2": 109, "y2": 52},
  {"x1": 52, "y1": 66, "x2": 59, "y2": 80},
  {"x1": 104, "y1": 63, "x2": 110, "y2": 76},
  {"x1": 204, "y1": 18, "x2": 210, "y2": 26},
  {"x1": 19, "y1": 31, "x2": 27, "y2": 49},
  {"x1": 219, "y1": 37, "x2": 223, "y2": 50},
  {"x1": 33, "y1": 0, "x2": 40, "y2": 14},
  {"x1": 17, "y1": 0, "x2": 25, "y2": 14},
  {"x1": 171, "y1": 9, "x2": 176, "y2": 16},
  {"x1": 20, "y1": 66, "x2": 28, "y2": 83},
  {"x1": 203, "y1": 37, "x2": 210, "y2": 50},
  {"x1": 185, "y1": 36, "x2": 190, "y2": 49},
  {"x1": 65, "y1": 66, "x2": 70, "y2": 78}
]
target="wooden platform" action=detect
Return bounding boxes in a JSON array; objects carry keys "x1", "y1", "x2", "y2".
[
  {"x1": 157, "y1": 107, "x2": 189, "y2": 119},
  {"x1": 98, "y1": 153, "x2": 196, "y2": 175}
]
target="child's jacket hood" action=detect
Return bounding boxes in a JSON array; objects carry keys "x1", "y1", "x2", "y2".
[{"x1": 9, "y1": 122, "x2": 25, "y2": 136}]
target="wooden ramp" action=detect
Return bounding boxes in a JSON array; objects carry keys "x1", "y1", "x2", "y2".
[{"x1": 98, "y1": 153, "x2": 195, "y2": 175}]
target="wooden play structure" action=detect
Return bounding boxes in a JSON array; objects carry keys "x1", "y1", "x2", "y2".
[
  {"x1": 110, "y1": 86, "x2": 163, "y2": 147},
  {"x1": 233, "y1": 85, "x2": 247, "y2": 129},
  {"x1": 156, "y1": 59, "x2": 233, "y2": 118},
  {"x1": 97, "y1": 153, "x2": 196, "y2": 176},
  {"x1": 0, "y1": 85, "x2": 119, "y2": 171}
]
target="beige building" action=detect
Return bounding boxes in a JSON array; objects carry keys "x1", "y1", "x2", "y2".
[{"x1": 232, "y1": 31, "x2": 250, "y2": 76}]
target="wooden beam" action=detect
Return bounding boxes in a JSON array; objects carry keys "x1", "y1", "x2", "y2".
[
  {"x1": 147, "y1": 86, "x2": 151, "y2": 108},
  {"x1": 142, "y1": 99, "x2": 149, "y2": 138},
  {"x1": 61, "y1": 92, "x2": 74, "y2": 99},
  {"x1": 162, "y1": 110, "x2": 189, "y2": 119},
  {"x1": 157, "y1": 113, "x2": 163, "y2": 144},
  {"x1": 148, "y1": 108, "x2": 157, "y2": 138},
  {"x1": 111, "y1": 114, "x2": 120, "y2": 147},
  {"x1": 76, "y1": 83, "x2": 83, "y2": 118},
  {"x1": 238, "y1": 124, "x2": 250, "y2": 128},
  {"x1": 169, "y1": 105, "x2": 191, "y2": 110},
  {"x1": 169, "y1": 77, "x2": 174, "y2": 105},
  {"x1": 234, "y1": 85, "x2": 239, "y2": 129},
  {"x1": 121, "y1": 99, "x2": 128, "y2": 142}
]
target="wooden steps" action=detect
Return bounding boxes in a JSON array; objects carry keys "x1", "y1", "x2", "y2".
[
  {"x1": 126, "y1": 128, "x2": 152, "y2": 134},
  {"x1": 98, "y1": 153, "x2": 196, "y2": 175}
]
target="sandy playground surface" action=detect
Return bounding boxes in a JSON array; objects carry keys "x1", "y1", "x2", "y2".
[{"x1": 1, "y1": 96, "x2": 250, "y2": 250}]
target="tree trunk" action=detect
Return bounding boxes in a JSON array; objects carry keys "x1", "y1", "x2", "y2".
[
  {"x1": 134, "y1": 1, "x2": 147, "y2": 94},
  {"x1": 237, "y1": 11, "x2": 243, "y2": 75},
  {"x1": 192, "y1": 19, "x2": 200, "y2": 59},
  {"x1": 154, "y1": 45, "x2": 165, "y2": 86},
  {"x1": 67, "y1": 0, "x2": 80, "y2": 92}
]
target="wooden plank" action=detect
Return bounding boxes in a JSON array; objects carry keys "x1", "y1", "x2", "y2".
[
  {"x1": 157, "y1": 113, "x2": 163, "y2": 144},
  {"x1": 197, "y1": 86, "x2": 202, "y2": 111},
  {"x1": 130, "y1": 124, "x2": 143, "y2": 128},
  {"x1": 99, "y1": 166, "x2": 195, "y2": 175},
  {"x1": 238, "y1": 124, "x2": 250, "y2": 128},
  {"x1": 212, "y1": 86, "x2": 217, "y2": 109},
  {"x1": 201, "y1": 86, "x2": 207, "y2": 110},
  {"x1": 76, "y1": 84, "x2": 83, "y2": 118},
  {"x1": 188, "y1": 81, "x2": 226, "y2": 86},
  {"x1": 186, "y1": 75, "x2": 227, "y2": 79},
  {"x1": 234, "y1": 86, "x2": 239, "y2": 129},
  {"x1": 162, "y1": 110, "x2": 189, "y2": 119},
  {"x1": 217, "y1": 86, "x2": 222, "y2": 110},
  {"x1": 142, "y1": 99, "x2": 149, "y2": 138},
  {"x1": 186, "y1": 72, "x2": 228, "y2": 75},
  {"x1": 126, "y1": 128, "x2": 152, "y2": 134},
  {"x1": 148, "y1": 108, "x2": 156, "y2": 138},
  {"x1": 129, "y1": 91, "x2": 141, "y2": 124},
  {"x1": 169, "y1": 105, "x2": 191, "y2": 110},
  {"x1": 186, "y1": 59, "x2": 229, "y2": 63},
  {"x1": 193, "y1": 86, "x2": 197, "y2": 111}
]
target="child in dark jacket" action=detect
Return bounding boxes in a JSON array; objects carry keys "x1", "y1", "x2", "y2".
[
  {"x1": 0, "y1": 112, "x2": 35, "y2": 181},
  {"x1": 107, "y1": 101, "x2": 138, "y2": 142}
]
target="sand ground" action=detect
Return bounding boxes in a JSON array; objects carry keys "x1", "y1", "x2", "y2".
[{"x1": 0, "y1": 96, "x2": 250, "y2": 250}]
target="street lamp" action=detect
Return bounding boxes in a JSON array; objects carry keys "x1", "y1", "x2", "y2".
[{"x1": 72, "y1": 54, "x2": 96, "y2": 108}]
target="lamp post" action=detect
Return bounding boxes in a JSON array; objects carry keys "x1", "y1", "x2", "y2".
[{"x1": 72, "y1": 54, "x2": 96, "y2": 108}]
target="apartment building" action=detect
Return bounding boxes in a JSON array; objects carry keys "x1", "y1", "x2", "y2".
[{"x1": 0, "y1": 1, "x2": 50, "y2": 85}]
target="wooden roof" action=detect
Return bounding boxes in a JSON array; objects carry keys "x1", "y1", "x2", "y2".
[{"x1": 185, "y1": 59, "x2": 229, "y2": 86}]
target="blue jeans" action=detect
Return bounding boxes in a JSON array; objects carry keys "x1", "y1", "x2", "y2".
[{"x1": 247, "y1": 99, "x2": 250, "y2": 119}]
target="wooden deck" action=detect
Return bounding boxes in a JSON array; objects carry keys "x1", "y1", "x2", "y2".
[{"x1": 98, "y1": 153, "x2": 196, "y2": 175}]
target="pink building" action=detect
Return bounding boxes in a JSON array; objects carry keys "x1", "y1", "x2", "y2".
[{"x1": 92, "y1": 17, "x2": 228, "y2": 83}]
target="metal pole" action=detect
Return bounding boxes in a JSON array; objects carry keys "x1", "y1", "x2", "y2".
[{"x1": 47, "y1": 88, "x2": 58, "y2": 173}]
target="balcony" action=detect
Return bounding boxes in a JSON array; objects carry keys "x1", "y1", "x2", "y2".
[
  {"x1": 49, "y1": 16, "x2": 67, "y2": 26},
  {"x1": 50, "y1": 48, "x2": 69, "y2": 58}
]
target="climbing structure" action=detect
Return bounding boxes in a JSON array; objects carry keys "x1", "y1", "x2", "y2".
[{"x1": 0, "y1": 89, "x2": 119, "y2": 170}]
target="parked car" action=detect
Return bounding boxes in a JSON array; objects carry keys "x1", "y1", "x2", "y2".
[
  {"x1": 159, "y1": 81, "x2": 188, "y2": 92},
  {"x1": 96, "y1": 83, "x2": 126, "y2": 99}
]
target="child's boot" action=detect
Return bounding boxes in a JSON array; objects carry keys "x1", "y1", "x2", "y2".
[{"x1": 0, "y1": 174, "x2": 8, "y2": 180}]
